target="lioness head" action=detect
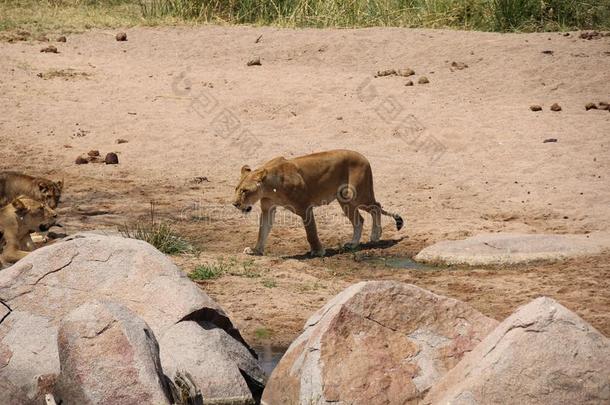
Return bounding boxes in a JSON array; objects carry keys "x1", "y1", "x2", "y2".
[
  {"x1": 37, "y1": 179, "x2": 63, "y2": 209},
  {"x1": 233, "y1": 165, "x2": 267, "y2": 213},
  {"x1": 12, "y1": 197, "x2": 58, "y2": 232}
]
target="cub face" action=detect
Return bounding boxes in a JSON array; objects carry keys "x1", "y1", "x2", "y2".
[
  {"x1": 232, "y1": 165, "x2": 267, "y2": 213},
  {"x1": 12, "y1": 197, "x2": 58, "y2": 232},
  {"x1": 37, "y1": 179, "x2": 63, "y2": 209}
]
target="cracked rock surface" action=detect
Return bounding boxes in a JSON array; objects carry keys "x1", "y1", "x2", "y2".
[
  {"x1": 0, "y1": 233, "x2": 262, "y2": 404},
  {"x1": 261, "y1": 281, "x2": 498, "y2": 405},
  {"x1": 423, "y1": 297, "x2": 610, "y2": 405},
  {"x1": 55, "y1": 300, "x2": 172, "y2": 404},
  {"x1": 415, "y1": 232, "x2": 610, "y2": 265}
]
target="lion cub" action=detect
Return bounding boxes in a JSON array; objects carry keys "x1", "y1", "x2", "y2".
[
  {"x1": 0, "y1": 171, "x2": 63, "y2": 209},
  {"x1": 0, "y1": 196, "x2": 58, "y2": 266},
  {"x1": 233, "y1": 149, "x2": 403, "y2": 256}
]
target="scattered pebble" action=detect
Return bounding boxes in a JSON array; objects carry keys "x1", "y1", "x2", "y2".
[
  {"x1": 598, "y1": 101, "x2": 609, "y2": 110},
  {"x1": 418, "y1": 76, "x2": 430, "y2": 84},
  {"x1": 192, "y1": 176, "x2": 209, "y2": 184},
  {"x1": 88, "y1": 150, "x2": 100, "y2": 157},
  {"x1": 530, "y1": 105, "x2": 543, "y2": 112},
  {"x1": 36, "y1": 34, "x2": 49, "y2": 42},
  {"x1": 116, "y1": 138, "x2": 128, "y2": 144},
  {"x1": 247, "y1": 57, "x2": 261, "y2": 66},
  {"x1": 336, "y1": 116, "x2": 343, "y2": 120},
  {"x1": 579, "y1": 31, "x2": 603, "y2": 40},
  {"x1": 585, "y1": 102, "x2": 597, "y2": 111},
  {"x1": 405, "y1": 80, "x2": 414, "y2": 86},
  {"x1": 104, "y1": 152, "x2": 119, "y2": 165},
  {"x1": 397, "y1": 68, "x2": 415, "y2": 77},
  {"x1": 450, "y1": 61, "x2": 468, "y2": 70},
  {"x1": 75, "y1": 156, "x2": 89, "y2": 165},
  {"x1": 550, "y1": 103, "x2": 562, "y2": 111},
  {"x1": 541, "y1": 50, "x2": 554, "y2": 55},
  {"x1": 116, "y1": 32, "x2": 127, "y2": 41},
  {"x1": 375, "y1": 69, "x2": 397, "y2": 77},
  {"x1": 40, "y1": 45, "x2": 58, "y2": 53},
  {"x1": 543, "y1": 138, "x2": 558, "y2": 143},
  {"x1": 56, "y1": 36, "x2": 66, "y2": 43}
]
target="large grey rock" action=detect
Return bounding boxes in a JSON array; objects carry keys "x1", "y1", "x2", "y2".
[
  {"x1": 423, "y1": 297, "x2": 610, "y2": 405},
  {"x1": 55, "y1": 300, "x2": 171, "y2": 404},
  {"x1": 0, "y1": 233, "x2": 260, "y2": 403},
  {"x1": 262, "y1": 281, "x2": 498, "y2": 405},
  {"x1": 415, "y1": 232, "x2": 610, "y2": 265},
  {"x1": 160, "y1": 321, "x2": 266, "y2": 404}
]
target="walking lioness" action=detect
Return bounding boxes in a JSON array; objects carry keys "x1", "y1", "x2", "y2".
[{"x1": 232, "y1": 150, "x2": 403, "y2": 256}]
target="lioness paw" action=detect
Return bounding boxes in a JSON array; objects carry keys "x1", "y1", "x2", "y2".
[
  {"x1": 310, "y1": 248, "x2": 326, "y2": 257},
  {"x1": 244, "y1": 247, "x2": 263, "y2": 256}
]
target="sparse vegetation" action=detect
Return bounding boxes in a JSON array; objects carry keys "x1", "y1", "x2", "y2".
[
  {"x1": 189, "y1": 261, "x2": 227, "y2": 280},
  {"x1": 0, "y1": 0, "x2": 608, "y2": 35},
  {"x1": 119, "y1": 220, "x2": 194, "y2": 254},
  {"x1": 262, "y1": 278, "x2": 277, "y2": 288},
  {"x1": 254, "y1": 327, "x2": 271, "y2": 339}
]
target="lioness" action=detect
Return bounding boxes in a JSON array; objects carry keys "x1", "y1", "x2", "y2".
[
  {"x1": 233, "y1": 150, "x2": 403, "y2": 256},
  {"x1": 0, "y1": 171, "x2": 63, "y2": 209},
  {"x1": 0, "y1": 196, "x2": 58, "y2": 266}
]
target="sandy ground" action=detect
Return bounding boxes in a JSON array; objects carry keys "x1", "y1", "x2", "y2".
[{"x1": 1, "y1": 26, "x2": 609, "y2": 347}]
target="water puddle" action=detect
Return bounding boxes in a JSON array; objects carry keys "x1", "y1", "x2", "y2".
[{"x1": 254, "y1": 345, "x2": 287, "y2": 377}]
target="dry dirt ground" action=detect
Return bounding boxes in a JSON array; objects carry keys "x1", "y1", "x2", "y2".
[{"x1": 1, "y1": 26, "x2": 609, "y2": 347}]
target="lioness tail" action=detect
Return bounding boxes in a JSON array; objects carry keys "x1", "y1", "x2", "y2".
[{"x1": 380, "y1": 208, "x2": 404, "y2": 231}]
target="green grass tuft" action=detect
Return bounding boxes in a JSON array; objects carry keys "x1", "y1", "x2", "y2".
[
  {"x1": 188, "y1": 262, "x2": 227, "y2": 280},
  {"x1": 119, "y1": 221, "x2": 194, "y2": 255}
]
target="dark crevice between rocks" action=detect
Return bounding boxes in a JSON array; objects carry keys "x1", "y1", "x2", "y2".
[
  {"x1": 240, "y1": 368, "x2": 264, "y2": 405},
  {"x1": 0, "y1": 298, "x2": 11, "y2": 325},
  {"x1": 178, "y1": 308, "x2": 258, "y2": 359}
]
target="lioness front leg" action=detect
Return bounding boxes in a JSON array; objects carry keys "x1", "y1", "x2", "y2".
[
  {"x1": 301, "y1": 207, "x2": 325, "y2": 257},
  {"x1": 244, "y1": 201, "x2": 276, "y2": 256},
  {"x1": 1, "y1": 247, "x2": 29, "y2": 264}
]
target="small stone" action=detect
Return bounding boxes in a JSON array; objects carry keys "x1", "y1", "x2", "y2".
[
  {"x1": 405, "y1": 80, "x2": 414, "y2": 86},
  {"x1": 397, "y1": 68, "x2": 415, "y2": 77},
  {"x1": 418, "y1": 76, "x2": 430, "y2": 84},
  {"x1": 247, "y1": 57, "x2": 261, "y2": 66},
  {"x1": 543, "y1": 138, "x2": 558, "y2": 143},
  {"x1": 104, "y1": 152, "x2": 119, "y2": 165},
  {"x1": 450, "y1": 61, "x2": 468, "y2": 70},
  {"x1": 541, "y1": 50, "x2": 554, "y2": 55},
  {"x1": 116, "y1": 138, "x2": 128, "y2": 144},
  {"x1": 375, "y1": 69, "x2": 396, "y2": 77},
  {"x1": 530, "y1": 105, "x2": 543, "y2": 112},
  {"x1": 56, "y1": 36, "x2": 67, "y2": 43},
  {"x1": 75, "y1": 156, "x2": 89, "y2": 165},
  {"x1": 87, "y1": 150, "x2": 100, "y2": 157},
  {"x1": 550, "y1": 103, "x2": 562, "y2": 111},
  {"x1": 598, "y1": 101, "x2": 609, "y2": 110},
  {"x1": 35, "y1": 34, "x2": 49, "y2": 42},
  {"x1": 585, "y1": 102, "x2": 597, "y2": 111},
  {"x1": 40, "y1": 45, "x2": 58, "y2": 53},
  {"x1": 115, "y1": 32, "x2": 127, "y2": 41}
]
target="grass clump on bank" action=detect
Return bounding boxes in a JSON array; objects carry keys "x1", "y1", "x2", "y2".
[
  {"x1": 1, "y1": 0, "x2": 609, "y2": 35},
  {"x1": 119, "y1": 220, "x2": 195, "y2": 254}
]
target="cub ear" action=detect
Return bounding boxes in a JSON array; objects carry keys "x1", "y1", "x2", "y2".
[
  {"x1": 56, "y1": 179, "x2": 64, "y2": 191},
  {"x1": 38, "y1": 182, "x2": 49, "y2": 193},
  {"x1": 12, "y1": 199, "x2": 28, "y2": 217},
  {"x1": 241, "y1": 165, "x2": 252, "y2": 176}
]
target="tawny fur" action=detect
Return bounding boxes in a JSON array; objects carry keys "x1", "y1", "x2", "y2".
[
  {"x1": 0, "y1": 171, "x2": 63, "y2": 209},
  {"x1": 0, "y1": 196, "x2": 57, "y2": 266},
  {"x1": 232, "y1": 149, "x2": 403, "y2": 256}
]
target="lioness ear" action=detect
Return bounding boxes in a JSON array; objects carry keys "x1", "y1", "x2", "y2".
[
  {"x1": 12, "y1": 199, "x2": 28, "y2": 217},
  {"x1": 56, "y1": 180, "x2": 64, "y2": 191},
  {"x1": 255, "y1": 169, "x2": 268, "y2": 182},
  {"x1": 241, "y1": 165, "x2": 251, "y2": 176}
]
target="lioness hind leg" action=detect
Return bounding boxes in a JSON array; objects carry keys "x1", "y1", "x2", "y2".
[
  {"x1": 301, "y1": 207, "x2": 325, "y2": 257},
  {"x1": 341, "y1": 203, "x2": 363, "y2": 248},
  {"x1": 361, "y1": 204, "x2": 382, "y2": 242}
]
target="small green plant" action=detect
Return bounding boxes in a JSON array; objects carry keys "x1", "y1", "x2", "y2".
[
  {"x1": 254, "y1": 327, "x2": 271, "y2": 339},
  {"x1": 188, "y1": 262, "x2": 226, "y2": 280},
  {"x1": 262, "y1": 278, "x2": 277, "y2": 288},
  {"x1": 118, "y1": 202, "x2": 194, "y2": 255}
]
